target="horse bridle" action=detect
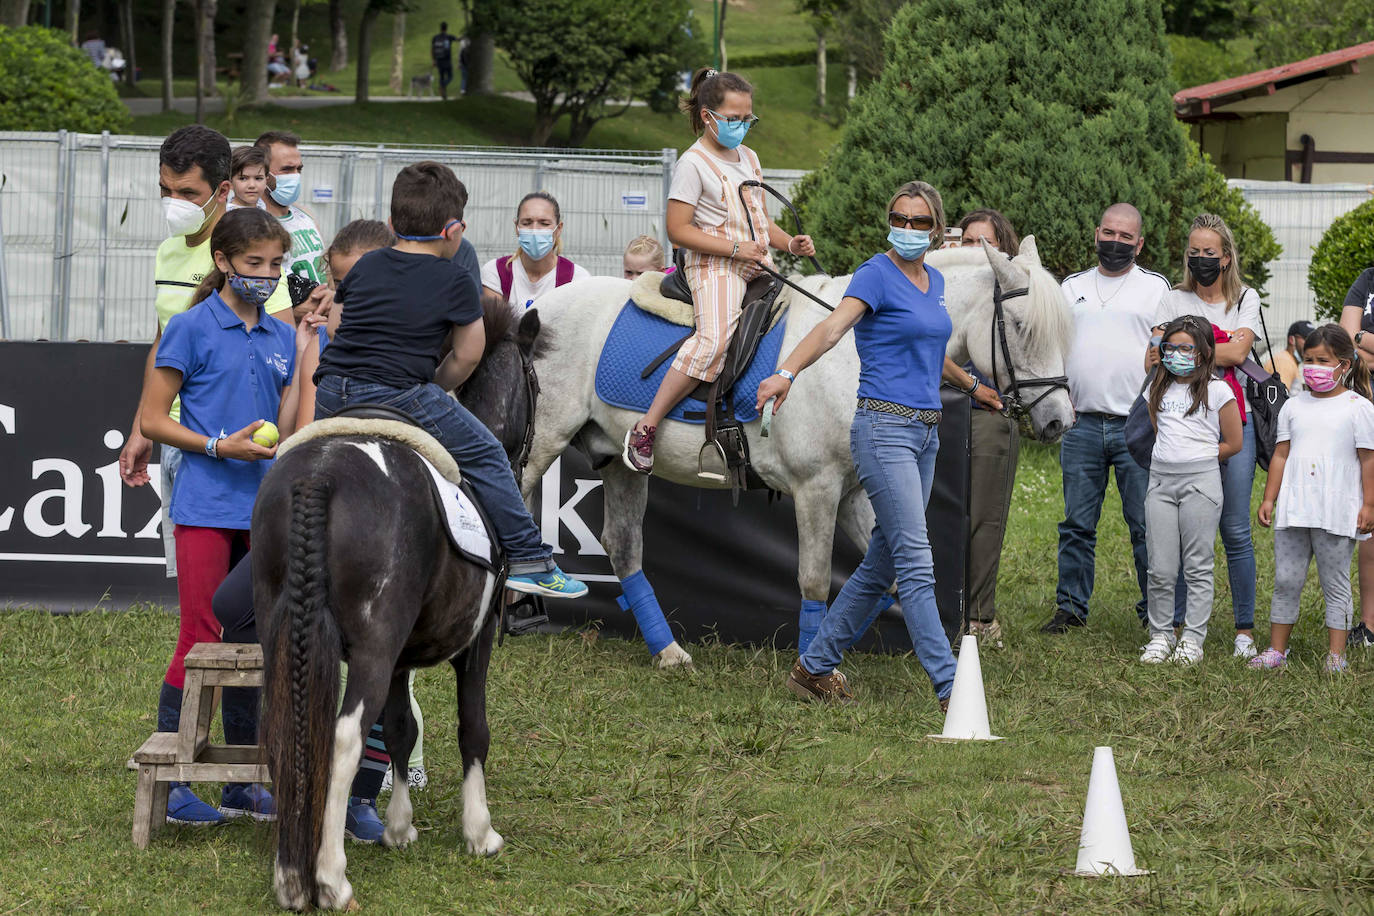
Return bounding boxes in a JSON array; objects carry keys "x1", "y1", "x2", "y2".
[
  {"x1": 990, "y1": 280, "x2": 1069, "y2": 435},
  {"x1": 514, "y1": 346, "x2": 540, "y2": 479}
]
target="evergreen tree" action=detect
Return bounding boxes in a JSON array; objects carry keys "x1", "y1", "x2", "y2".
[{"x1": 798, "y1": 0, "x2": 1277, "y2": 285}]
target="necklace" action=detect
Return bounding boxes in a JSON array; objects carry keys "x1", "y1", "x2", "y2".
[{"x1": 1093, "y1": 268, "x2": 1128, "y2": 307}]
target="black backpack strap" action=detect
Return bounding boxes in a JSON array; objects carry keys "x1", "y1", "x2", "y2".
[{"x1": 1252, "y1": 289, "x2": 1275, "y2": 357}]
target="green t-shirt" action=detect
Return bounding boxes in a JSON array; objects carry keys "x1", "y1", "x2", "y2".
[{"x1": 153, "y1": 233, "x2": 292, "y2": 421}]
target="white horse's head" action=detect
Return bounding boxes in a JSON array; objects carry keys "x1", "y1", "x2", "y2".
[{"x1": 934, "y1": 237, "x2": 1075, "y2": 443}]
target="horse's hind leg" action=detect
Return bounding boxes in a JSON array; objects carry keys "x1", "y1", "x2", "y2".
[
  {"x1": 793, "y1": 478, "x2": 844, "y2": 654},
  {"x1": 599, "y1": 462, "x2": 692, "y2": 668},
  {"x1": 452, "y1": 614, "x2": 504, "y2": 856},
  {"x1": 380, "y1": 670, "x2": 419, "y2": 849},
  {"x1": 316, "y1": 665, "x2": 389, "y2": 910}
]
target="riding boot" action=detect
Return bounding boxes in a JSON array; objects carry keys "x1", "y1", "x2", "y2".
[{"x1": 157, "y1": 681, "x2": 182, "y2": 733}]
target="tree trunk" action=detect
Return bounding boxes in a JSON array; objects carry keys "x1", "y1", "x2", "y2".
[
  {"x1": 160, "y1": 0, "x2": 175, "y2": 110},
  {"x1": 327, "y1": 0, "x2": 347, "y2": 70},
  {"x1": 0, "y1": 0, "x2": 31, "y2": 28},
  {"x1": 240, "y1": 0, "x2": 276, "y2": 106},
  {"x1": 195, "y1": 0, "x2": 217, "y2": 121},
  {"x1": 465, "y1": 1, "x2": 495, "y2": 94},
  {"x1": 530, "y1": 103, "x2": 557, "y2": 146},
  {"x1": 846, "y1": 58, "x2": 857, "y2": 101},
  {"x1": 389, "y1": 10, "x2": 404, "y2": 95},
  {"x1": 815, "y1": 31, "x2": 826, "y2": 109},
  {"x1": 717, "y1": 0, "x2": 727, "y2": 71},
  {"x1": 119, "y1": 0, "x2": 136, "y2": 86},
  {"x1": 568, "y1": 113, "x2": 597, "y2": 148},
  {"x1": 289, "y1": 0, "x2": 300, "y2": 61},
  {"x1": 66, "y1": 0, "x2": 79, "y2": 43},
  {"x1": 355, "y1": 3, "x2": 380, "y2": 104}
]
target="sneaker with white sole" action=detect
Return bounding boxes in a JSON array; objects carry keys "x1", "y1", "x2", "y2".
[
  {"x1": 506, "y1": 566, "x2": 589, "y2": 599},
  {"x1": 1233, "y1": 633, "x2": 1257, "y2": 659},
  {"x1": 1325, "y1": 652, "x2": 1349, "y2": 674},
  {"x1": 1248, "y1": 647, "x2": 1289, "y2": 670},
  {"x1": 1171, "y1": 637, "x2": 1205, "y2": 666},
  {"x1": 622, "y1": 425, "x2": 656, "y2": 474},
  {"x1": 1139, "y1": 633, "x2": 1176, "y2": 664},
  {"x1": 1349, "y1": 622, "x2": 1374, "y2": 649}
]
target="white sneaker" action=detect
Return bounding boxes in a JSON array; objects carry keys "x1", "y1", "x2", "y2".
[
  {"x1": 1233, "y1": 633, "x2": 1257, "y2": 659},
  {"x1": 1139, "y1": 633, "x2": 1175, "y2": 663},
  {"x1": 1171, "y1": 637, "x2": 1205, "y2": 666}
]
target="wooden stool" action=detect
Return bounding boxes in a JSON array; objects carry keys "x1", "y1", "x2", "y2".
[{"x1": 131, "y1": 643, "x2": 271, "y2": 848}]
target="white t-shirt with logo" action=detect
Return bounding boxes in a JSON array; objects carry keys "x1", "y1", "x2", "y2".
[
  {"x1": 1152, "y1": 379, "x2": 1235, "y2": 465},
  {"x1": 1275, "y1": 390, "x2": 1374, "y2": 539},
  {"x1": 480, "y1": 256, "x2": 590, "y2": 311},
  {"x1": 1154, "y1": 286, "x2": 1262, "y2": 408},
  {"x1": 277, "y1": 206, "x2": 326, "y2": 286},
  {"x1": 1062, "y1": 264, "x2": 1171, "y2": 416},
  {"x1": 667, "y1": 141, "x2": 760, "y2": 229}
]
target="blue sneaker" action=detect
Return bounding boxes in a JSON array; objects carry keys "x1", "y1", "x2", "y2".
[
  {"x1": 219, "y1": 783, "x2": 277, "y2": 821},
  {"x1": 345, "y1": 796, "x2": 385, "y2": 844},
  {"x1": 506, "y1": 566, "x2": 589, "y2": 599},
  {"x1": 166, "y1": 784, "x2": 226, "y2": 826}
]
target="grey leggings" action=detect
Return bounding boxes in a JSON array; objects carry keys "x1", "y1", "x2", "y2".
[
  {"x1": 1271, "y1": 527, "x2": 1356, "y2": 629},
  {"x1": 1145, "y1": 461, "x2": 1223, "y2": 643}
]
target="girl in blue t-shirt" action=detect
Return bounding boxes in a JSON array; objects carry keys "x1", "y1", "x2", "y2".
[
  {"x1": 139, "y1": 207, "x2": 314, "y2": 825},
  {"x1": 757, "y1": 180, "x2": 969, "y2": 710}
]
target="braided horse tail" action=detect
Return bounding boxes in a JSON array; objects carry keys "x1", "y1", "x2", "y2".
[{"x1": 262, "y1": 476, "x2": 339, "y2": 908}]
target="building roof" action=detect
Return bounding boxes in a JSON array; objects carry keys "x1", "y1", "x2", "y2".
[{"x1": 1174, "y1": 40, "x2": 1374, "y2": 119}]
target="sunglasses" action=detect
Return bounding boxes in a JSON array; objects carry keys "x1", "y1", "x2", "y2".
[
  {"x1": 705, "y1": 109, "x2": 759, "y2": 128},
  {"x1": 889, "y1": 212, "x2": 935, "y2": 231},
  {"x1": 1160, "y1": 343, "x2": 1197, "y2": 356}
]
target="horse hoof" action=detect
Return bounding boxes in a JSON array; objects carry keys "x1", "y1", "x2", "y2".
[
  {"x1": 653, "y1": 642, "x2": 693, "y2": 669},
  {"x1": 383, "y1": 824, "x2": 419, "y2": 848},
  {"x1": 274, "y1": 869, "x2": 309, "y2": 912},
  {"x1": 315, "y1": 877, "x2": 354, "y2": 911},
  {"x1": 466, "y1": 828, "x2": 505, "y2": 857}
]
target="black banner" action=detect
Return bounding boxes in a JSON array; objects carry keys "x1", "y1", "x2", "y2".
[{"x1": 0, "y1": 342, "x2": 970, "y2": 651}]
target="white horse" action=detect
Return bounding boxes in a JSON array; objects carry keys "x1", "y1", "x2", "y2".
[{"x1": 521, "y1": 239, "x2": 1075, "y2": 666}]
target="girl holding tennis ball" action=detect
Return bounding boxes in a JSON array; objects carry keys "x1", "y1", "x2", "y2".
[{"x1": 138, "y1": 207, "x2": 314, "y2": 824}]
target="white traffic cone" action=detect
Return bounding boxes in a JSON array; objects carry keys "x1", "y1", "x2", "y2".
[
  {"x1": 928, "y1": 634, "x2": 1003, "y2": 741},
  {"x1": 1073, "y1": 746, "x2": 1150, "y2": 876}
]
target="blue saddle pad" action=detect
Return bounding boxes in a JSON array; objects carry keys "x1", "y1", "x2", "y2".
[{"x1": 594, "y1": 301, "x2": 787, "y2": 425}]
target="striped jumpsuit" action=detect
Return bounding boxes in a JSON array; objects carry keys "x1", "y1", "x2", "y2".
[{"x1": 672, "y1": 144, "x2": 774, "y2": 382}]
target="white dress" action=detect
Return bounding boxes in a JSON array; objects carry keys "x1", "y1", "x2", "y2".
[{"x1": 1275, "y1": 391, "x2": 1374, "y2": 539}]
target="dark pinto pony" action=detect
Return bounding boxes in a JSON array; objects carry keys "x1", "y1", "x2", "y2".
[{"x1": 255, "y1": 301, "x2": 539, "y2": 911}]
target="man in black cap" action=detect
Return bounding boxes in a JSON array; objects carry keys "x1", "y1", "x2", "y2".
[{"x1": 1266, "y1": 319, "x2": 1315, "y2": 392}]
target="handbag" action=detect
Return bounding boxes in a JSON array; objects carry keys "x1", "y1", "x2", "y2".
[
  {"x1": 1243, "y1": 303, "x2": 1290, "y2": 471},
  {"x1": 1124, "y1": 368, "x2": 1157, "y2": 469}
]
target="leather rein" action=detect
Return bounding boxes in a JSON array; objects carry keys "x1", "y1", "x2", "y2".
[{"x1": 990, "y1": 280, "x2": 1069, "y2": 433}]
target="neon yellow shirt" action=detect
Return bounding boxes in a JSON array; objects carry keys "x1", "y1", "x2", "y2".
[{"x1": 154, "y1": 233, "x2": 292, "y2": 421}]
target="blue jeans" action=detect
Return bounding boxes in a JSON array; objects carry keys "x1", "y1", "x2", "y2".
[
  {"x1": 315, "y1": 375, "x2": 552, "y2": 574},
  {"x1": 1055, "y1": 413, "x2": 1149, "y2": 622},
  {"x1": 1174, "y1": 419, "x2": 1256, "y2": 629},
  {"x1": 801, "y1": 408, "x2": 957, "y2": 700}
]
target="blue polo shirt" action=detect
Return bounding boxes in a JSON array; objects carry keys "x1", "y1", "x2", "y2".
[
  {"x1": 155, "y1": 291, "x2": 297, "y2": 530},
  {"x1": 846, "y1": 254, "x2": 951, "y2": 410}
]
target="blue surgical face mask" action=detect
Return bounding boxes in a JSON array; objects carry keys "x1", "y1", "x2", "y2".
[
  {"x1": 269, "y1": 172, "x2": 301, "y2": 207},
  {"x1": 1162, "y1": 351, "x2": 1197, "y2": 377},
  {"x1": 518, "y1": 228, "x2": 556, "y2": 260},
  {"x1": 887, "y1": 226, "x2": 931, "y2": 261},
  {"x1": 709, "y1": 112, "x2": 751, "y2": 150}
]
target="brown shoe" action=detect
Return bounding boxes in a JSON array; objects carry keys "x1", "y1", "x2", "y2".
[
  {"x1": 969, "y1": 620, "x2": 1004, "y2": 649},
  {"x1": 939, "y1": 695, "x2": 950, "y2": 714},
  {"x1": 786, "y1": 660, "x2": 854, "y2": 704}
]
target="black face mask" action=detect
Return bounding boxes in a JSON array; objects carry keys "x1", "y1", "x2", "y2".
[
  {"x1": 1095, "y1": 239, "x2": 1136, "y2": 272},
  {"x1": 1187, "y1": 255, "x2": 1223, "y2": 287}
]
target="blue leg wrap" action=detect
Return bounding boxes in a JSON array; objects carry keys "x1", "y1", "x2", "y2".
[
  {"x1": 846, "y1": 592, "x2": 897, "y2": 650},
  {"x1": 797, "y1": 599, "x2": 827, "y2": 654},
  {"x1": 616, "y1": 571, "x2": 674, "y2": 656}
]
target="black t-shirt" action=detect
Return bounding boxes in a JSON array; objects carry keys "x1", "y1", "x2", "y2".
[
  {"x1": 317, "y1": 247, "x2": 481, "y2": 389},
  {"x1": 1344, "y1": 267, "x2": 1374, "y2": 331},
  {"x1": 431, "y1": 33, "x2": 454, "y2": 63}
]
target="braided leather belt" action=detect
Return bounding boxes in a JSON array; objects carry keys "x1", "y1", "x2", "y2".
[{"x1": 857, "y1": 398, "x2": 942, "y2": 425}]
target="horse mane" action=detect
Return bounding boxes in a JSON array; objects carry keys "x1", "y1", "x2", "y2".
[
  {"x1": 1014, "y1": 255, "x2": 1075, "y2": 362},
  {"x1": 479, "y1": 291, "x2": 518, "y2": 356}
]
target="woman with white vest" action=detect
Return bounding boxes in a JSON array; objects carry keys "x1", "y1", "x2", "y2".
[{"x1": 481, "y1": 191, "x2": 589, "y2": 310}]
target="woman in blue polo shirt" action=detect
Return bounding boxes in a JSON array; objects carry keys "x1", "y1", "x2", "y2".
[
  {"x1": 139, "y1": 208, "x2": 311, "y2": 825},
  {"x1": 756, "y1": 180, "x2": 960, "y2": 710}
]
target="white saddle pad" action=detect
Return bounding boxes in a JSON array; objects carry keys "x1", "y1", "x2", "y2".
[{"x1": 418, "y1": 454, "x2": 497, "y2": 570}]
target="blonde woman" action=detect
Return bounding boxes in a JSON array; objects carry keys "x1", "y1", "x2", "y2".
[
  {"x1": 480, "y1": 191, "x2": 589, "y2": 310},
  {"x1": 1147, "y1": 213, "x2": 1260, "y2": 658}
]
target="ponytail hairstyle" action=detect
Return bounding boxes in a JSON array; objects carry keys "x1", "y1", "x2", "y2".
[
  {"x1": 190, "y1": 207, "x2": 292, "y2": 305},
  {"x1": 1147, "y1": 315, "x2": 1216, "y2": 425},
  {"x1": 623, "y1": 234, "x2": 665, "y2": 268},
  {"x1": 511, "y1": 190, "x2": 564, "y2": 263},
  {"x1": 1181, "y1": 212, "x2": 1244, "y2": 312},
  {"x1": 680, "y1": 67, "x2": 754, "y2": 135},
  {"x1": 1304, "y1": 323, "x2": 1372, "y2": 399}
]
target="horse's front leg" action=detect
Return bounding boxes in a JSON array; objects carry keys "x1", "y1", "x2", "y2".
[
  {"x1": 380, "y1": 669, "x2": 419, "y2": 849},
  {"x1": 598, "y1": 462, "x2": 692, "y2": 668},
  {"x1": 792, "y1": 478, "x2": 845, "y2": 654},
  {"x1": 453, "y1": 611, "x2": 504, "y2": 856}
]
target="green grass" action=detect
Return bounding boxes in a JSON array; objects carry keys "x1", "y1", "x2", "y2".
[{"x1": 3, "y1": 444, "x2": 1372, "y2": 912}]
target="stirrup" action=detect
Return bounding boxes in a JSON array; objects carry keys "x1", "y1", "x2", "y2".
[{"x1": 696, "y1": 439, "x2": 728, "y2": 482}]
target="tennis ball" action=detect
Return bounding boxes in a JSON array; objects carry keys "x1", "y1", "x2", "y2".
[{"x1": 251, "y1": 421, "x2": 280, "y2": 448}]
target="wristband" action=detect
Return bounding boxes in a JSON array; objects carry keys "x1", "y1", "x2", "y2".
[
  {"x1": 1357, "y1": 330, "x2": 1366, "y2": 347},
  {"x1": 205, "y1": 432, "x2": 226, "y2": 459},
  {"x1": 775, "y1": 369, "x2": 795, "y2": 382},
  {"x1": 964, "y1": 377, "x2": 980, "y2": 395},
  {"x1": 786, "y1": 237, "x2": 798, "y2": 255},
  {"x1": 730, "y1": 242, "x2": 740, "y2": 260}
]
